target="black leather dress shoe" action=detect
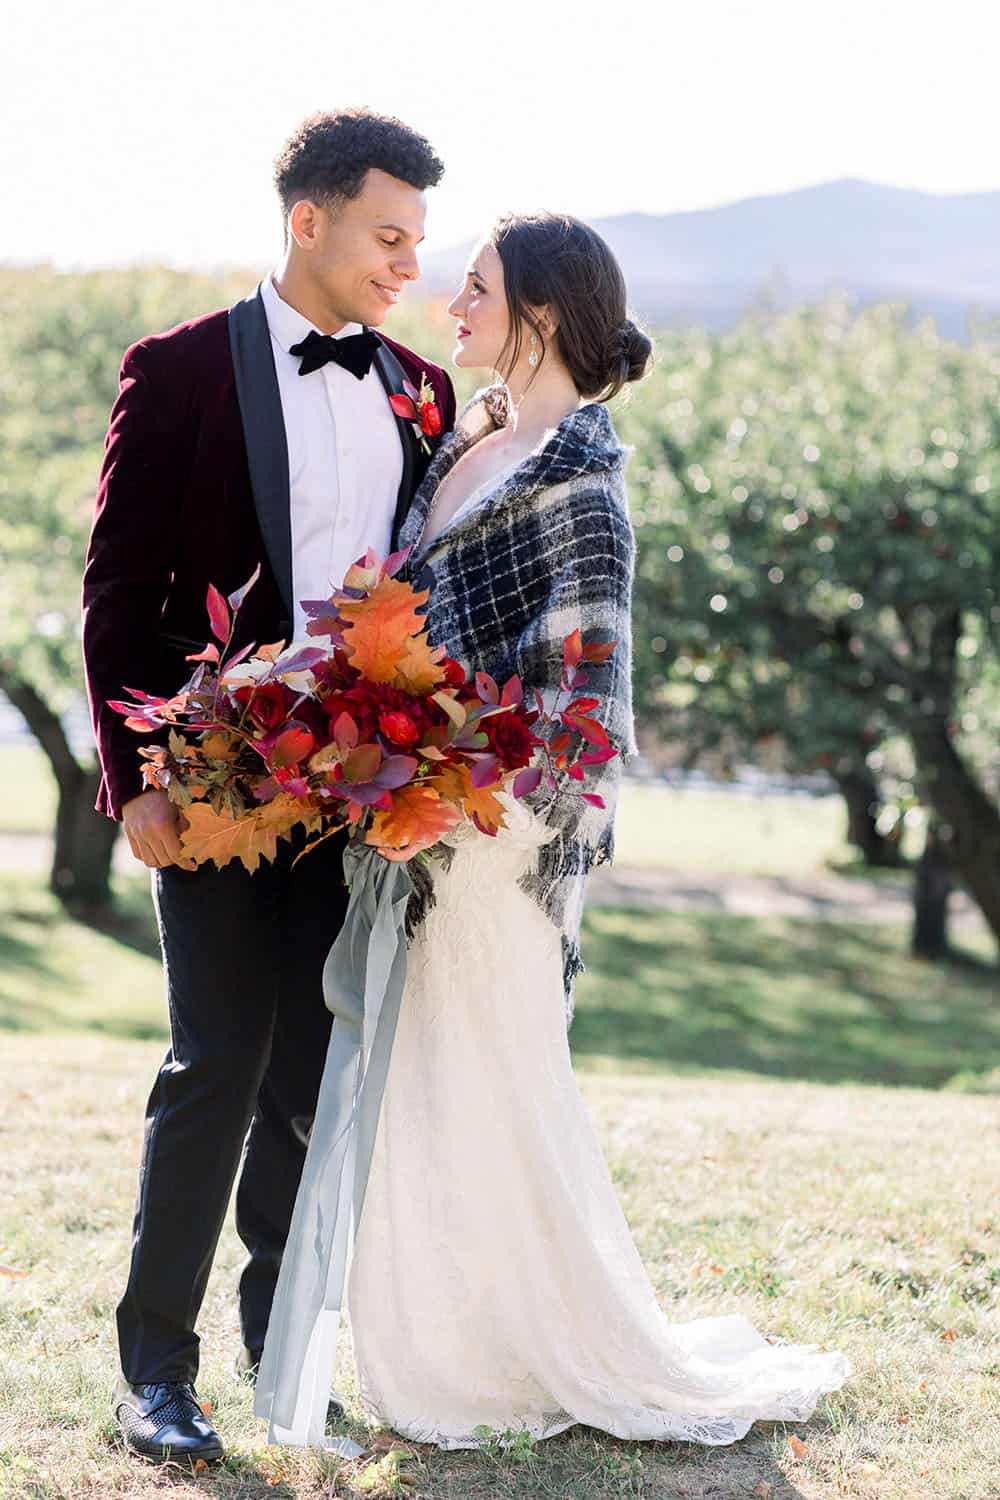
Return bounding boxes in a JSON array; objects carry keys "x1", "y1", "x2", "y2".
[
  {"x1": 236, "y1": 1344, "x2": 344, "y2": 1421},
  {"x1": 113, "y1": 1377, "x2": 224, "y2": 1463}
]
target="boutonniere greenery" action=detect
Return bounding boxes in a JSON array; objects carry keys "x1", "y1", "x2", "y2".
[{"x1": 390, "y1": 372, "x2": 442, "y2": 455}]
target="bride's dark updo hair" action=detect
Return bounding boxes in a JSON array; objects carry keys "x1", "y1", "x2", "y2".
[{"x1": 489, "y1": 212, "x2": 652, "y2": 401}]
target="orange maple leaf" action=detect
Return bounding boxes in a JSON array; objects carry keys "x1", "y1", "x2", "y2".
[
  {"x1": 179, "y1": 795, "x2": 319, "y2": 873},
  {"x1": 392, "y1": 632, "x2": 446, "y2": 694},
  {"x1": 431, "y1": 762, "x2": 507, "y2": 835},
  {"x1": 788, "y1": 1434, "x2": 808, "y2": 1459},
  {"x1": 338, "y1": 576, "x2": 430, "y2": 684},
  {"x1": 366, "y1": 782, "x2": 461, "y2": 857}
]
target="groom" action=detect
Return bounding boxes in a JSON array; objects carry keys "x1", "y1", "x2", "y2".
[{"x1": 82, "y1": 108, "x2": 455, "y2": 1464}]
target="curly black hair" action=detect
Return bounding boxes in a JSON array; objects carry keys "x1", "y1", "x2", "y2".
[{"x1": 273, "y1": 107, "x2": 444, "y2": 217}]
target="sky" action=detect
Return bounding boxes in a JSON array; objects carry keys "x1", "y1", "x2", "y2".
[{"x1": 3, "y1": 0, "x2": 999, "y2": 271}]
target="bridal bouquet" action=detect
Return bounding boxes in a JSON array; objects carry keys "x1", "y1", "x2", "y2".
[{"x1": 110, "y1": 549, "x2": 618, "y2": 873}]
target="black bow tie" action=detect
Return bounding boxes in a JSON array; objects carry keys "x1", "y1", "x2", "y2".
[{"x1": 289, "y1": 327, "x2": 380, "y2": 380}]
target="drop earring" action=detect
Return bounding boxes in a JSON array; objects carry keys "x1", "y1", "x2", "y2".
[{"x1": 528, "y1": 332, "x2": 540, "y2": 368}]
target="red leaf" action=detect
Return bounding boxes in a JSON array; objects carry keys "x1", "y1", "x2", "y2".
[
  {"x1": 389, "y1": 393, "x2": 418, "y2": 420},
  {"x1": 500, "y1": 674, "x2": 523, "y2": 707},
  {"x1": 580, "y1": 792, "x2": 606, "y2": 808},
  {"x1": 566, "y1": 763, "x2": 585, "y2": 781},
  {"x1": 270, "y1": 724, "x2": 316, "y2": 768},
  {"x1": 549, "y1": 732, "x2": 572, "y2": 755},
  {"x1": 563, "y1": 712, "x2": 611, "y2": 749},
  {"x1": 334, "y1": 712, "x2": 359, "y2": 751},
  {"x1": 567, "y1": 697, "x2": 600, "y2": 713},
  {"x1": 563, "y1": 628, "x2": 583, "y2": 673},
  {"x1": 206, "y1": 583, "x2": 231, "y2": 643},
  {"x1": 581, "y1": 640, "x2": 616, "y2": 663},
  {"x1": 578, "y1": 745, "x2": 618, "y2": 766}
]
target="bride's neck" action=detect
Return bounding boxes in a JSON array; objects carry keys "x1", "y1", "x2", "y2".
[{"x1": 502, "y1": 358, "x2": 581, "y2": 444}]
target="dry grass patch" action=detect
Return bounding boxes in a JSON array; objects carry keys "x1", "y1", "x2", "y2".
[{"x1": 1, "y1": 1035, "x2": 998, "y2": 1500}]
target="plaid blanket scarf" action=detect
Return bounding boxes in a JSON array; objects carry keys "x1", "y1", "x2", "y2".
[{"x1": 398, "y1": 385, "x2": 637, "y2": 1023}]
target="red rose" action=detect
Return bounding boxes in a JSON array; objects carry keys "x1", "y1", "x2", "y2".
[
  {"x1": 232, "y1": 680, "x2": 293, "y2": 730},
  {"x1": 441, "y1": 657, "x2": 466, "y2": 688},
  {"x1": 484, "y1": 709, "x2": 539, "y2": 770},
  {"x1": 419, "y1": 400, "x2": 442, "y2": 438},
  {"x1": 379, "y1": 710, "x2": 420, "y2": 748}
]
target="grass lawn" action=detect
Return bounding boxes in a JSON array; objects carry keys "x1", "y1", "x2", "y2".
[{"x1": 1, "y1": 874, "x2": 999, "y2": 1498}]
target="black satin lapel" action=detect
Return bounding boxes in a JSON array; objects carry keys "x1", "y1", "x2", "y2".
[
  {"x1": 372, "y1": 338, "x2": 419, "y2": 548},
  {"x1": 228, "y1": 286, "x2": 293, "y2": 625}
]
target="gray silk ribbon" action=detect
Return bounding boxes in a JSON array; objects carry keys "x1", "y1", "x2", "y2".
[{"x1": 254, "y1": 843, "x2": 413, "y2": 1451}]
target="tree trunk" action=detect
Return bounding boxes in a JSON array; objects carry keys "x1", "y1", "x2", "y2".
[
  {"x1": 832, "y1": 765, "x2": 904, "y2": 868},
  {"x1": 51, "y1": 760, "x2": 120, "y2": 908},
  {"x1": 909, "y1": 717, "x2": 1000, "y2": 950},
  {"x1": 912, "y1": 821, "x2": 952, "y2": 959},
  {"x1": 0, "y1": 663, "x2": 118, "y2": 913}
]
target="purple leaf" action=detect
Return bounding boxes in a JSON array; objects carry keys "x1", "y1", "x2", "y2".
[
  {"x1": 469, "y1": 754, "x2": 500, "y2": 788},
  {"x1": 276, "y1": 646, "x2": 327, "y2": 676},
  {"x1": 512, "y1": 766, "x2": 542, "y2": 798},
  {"x1": 336, "y1": 780, "x2": 394, "y2": 806},
  {"x1": 206, "y1": 583, "x2": 231, "y2": 644},
  {"x1": 373, "y1": 755, "x2": 419, "y2": 789},
  {"x1": 383, "y1": 545, "x2": 411, "y2": 576},
  {"x1": 227, "y1": 563, "x2": 261, "y2": 613},
  {"x1": 219, "y1": 642, "x2": 256, "y2": 673},
  {"x1": 475, "y1": 672, "x2": 500, "y2": 705}
]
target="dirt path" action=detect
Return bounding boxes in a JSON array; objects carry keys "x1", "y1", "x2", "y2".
[{"x1": 4, "y1": 829, "x2": 990, "y2": 933}]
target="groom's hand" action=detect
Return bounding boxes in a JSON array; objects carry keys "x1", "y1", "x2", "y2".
[{"x1": 122, "y1": 789, "x2": 197, "y2": 871}]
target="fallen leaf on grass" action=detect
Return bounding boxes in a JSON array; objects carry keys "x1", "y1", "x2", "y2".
[
  {"x1": 199, "y1": 1399, "x2": 213, "y2": 1417},
  {"x1": 193, "y1": 1458, "x2": 208, "y2": 1473},
  {"x1": 0, "y1": 1263, "x2": 28, "y2": 1278},
  {"x1": 940, "y1": 1328, "x2": 956, "y2": 1341},
  {"x1": 857, "y1": 1461, "x2": 882, "y2": 1480},
  {"x1": 753, "y1": 1482, "x2": 773, "y2": 1498},
  {"x1": 788, "y1": 1433, "x2": 808, "y2": 1459}
]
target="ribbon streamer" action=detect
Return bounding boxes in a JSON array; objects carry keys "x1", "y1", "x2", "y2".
[{"x1": 254, "y1": 843, "x2": 413, "y2": 1453}]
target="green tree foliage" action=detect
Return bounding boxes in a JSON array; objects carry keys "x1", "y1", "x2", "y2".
[
  {"x1": 618, "y1": 300, "x2": 1000, "y2": 947},
  {"x1": 0, "y1": 267, "x2": 248, "y2": 904}
]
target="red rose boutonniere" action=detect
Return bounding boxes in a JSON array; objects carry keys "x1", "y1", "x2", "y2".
[{"x1": 389, "y1": 372, "x2": 442, "y2": 455}]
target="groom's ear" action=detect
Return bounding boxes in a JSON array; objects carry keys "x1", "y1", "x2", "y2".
[{"x1": 288, "y1": 198, "x2": 326, "y2": 251}]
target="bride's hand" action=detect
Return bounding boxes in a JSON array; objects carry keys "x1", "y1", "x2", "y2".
[{"x1": 122, "y1": 788, "x2": 197, "y2": 871}]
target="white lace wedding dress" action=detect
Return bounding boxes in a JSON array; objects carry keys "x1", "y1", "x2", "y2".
[{"x1": 345, "y1": 796, "x2": 851, "y2": 1449}]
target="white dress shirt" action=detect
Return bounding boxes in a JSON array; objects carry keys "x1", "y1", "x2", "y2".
[{"x1": 260, "y1": 276, "x2": 404, "y2": 641}]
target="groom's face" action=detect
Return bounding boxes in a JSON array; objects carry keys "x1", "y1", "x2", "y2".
[{"x1": 304, "y1": 168, "x2": 426, "y2": 328}]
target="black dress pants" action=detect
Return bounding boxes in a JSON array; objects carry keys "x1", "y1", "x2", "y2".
[{"x1": 116, "y1": 827, "x2": 349, "y2": 1383}]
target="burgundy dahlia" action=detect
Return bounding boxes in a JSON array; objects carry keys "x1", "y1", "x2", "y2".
[{"x1": 484, "y1": 708, "x2": 540, "y2": 770}]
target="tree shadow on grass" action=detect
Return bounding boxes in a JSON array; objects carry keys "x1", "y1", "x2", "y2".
[{"x1": 573, "y1": 905, "x2": 1000, "y2": 1090}]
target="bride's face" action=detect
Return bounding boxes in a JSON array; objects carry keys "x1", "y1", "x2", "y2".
[{"x1": 447, "y1": 241, "x2": 517, "y2": 373}]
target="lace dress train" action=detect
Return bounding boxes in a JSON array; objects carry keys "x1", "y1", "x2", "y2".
[{"x1": 345, "y1": 798, "x2": 851, "y2": 1448}]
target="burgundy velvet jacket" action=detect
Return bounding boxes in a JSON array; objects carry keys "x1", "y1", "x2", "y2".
[{"x1": 82, "y1": 285, "x2": 456, "y2": 820}]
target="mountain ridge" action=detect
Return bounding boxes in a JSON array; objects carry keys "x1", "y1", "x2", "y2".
[{"x1": 419, "y1": 178, "x2": 1000, "y2": 337}]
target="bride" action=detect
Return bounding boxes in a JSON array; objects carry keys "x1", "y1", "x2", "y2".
[{"x1": 255, "y1": 211, "x2": 852, "y2": 1451}]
